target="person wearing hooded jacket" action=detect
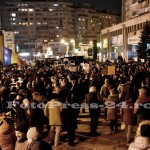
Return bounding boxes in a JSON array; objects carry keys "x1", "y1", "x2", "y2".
[
  {"x1": 26, "y1": 127, "x2": 52, "y2": 150},
  {"x1": 15, "y1": 121, "x2": 28, "y2": 150},
  {"x1": 129, "y1": 120, "x2": 150, "y2": 150}
]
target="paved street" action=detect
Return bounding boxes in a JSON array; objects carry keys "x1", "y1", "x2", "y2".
[{"x1": 46, "y1": 111, "x2": 137, "y2": 150}]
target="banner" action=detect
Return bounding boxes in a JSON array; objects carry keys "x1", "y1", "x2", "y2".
[
  {"x1": 3, "y1": 47, "x2": 27, "y2": 66},
  {"x1": 108, "y1": 66, "x2": 115, "y2": 75},
  {"x1": 3, "y1": 48, "x2": 12, "y2": 66}
]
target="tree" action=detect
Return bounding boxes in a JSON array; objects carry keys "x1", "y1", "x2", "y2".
[{"x1": 137, "y1": 21, "x2": 150, "y2": 59}]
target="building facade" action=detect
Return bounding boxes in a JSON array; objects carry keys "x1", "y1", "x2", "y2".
[
  {"x1": 101, "y1": 0, "x2": 150, "y2": 61},
  {"x1": 0, "y1": 0, "x2": 120, "y2": 58}
]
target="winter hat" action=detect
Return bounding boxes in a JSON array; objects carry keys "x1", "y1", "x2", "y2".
[
  {"x1": 16, "y1": 121, "x2": 28, "y2": 134},
  {"x1": 27, "y1": 127, "x2": 39, "y2": 144}
]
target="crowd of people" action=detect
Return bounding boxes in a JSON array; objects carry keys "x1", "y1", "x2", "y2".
[{"x1": 0, "y1": 58, "x2": 150, "y2": 150}]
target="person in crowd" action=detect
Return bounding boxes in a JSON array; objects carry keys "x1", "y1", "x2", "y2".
[
  {"x1": 59, "y1": 77, "x2": 71, "y2": 103},
  {"x1": 121, "y1": 94, "x2": 134, "y2": 143},
  {"x1": 15, "y1": 121, "x2": 28, "y2": 150},
  {"x1": 134, "y1": 86, "x2": 150, "y2": 123},
  {"x1": 145, "y1": 77, "x2": 150, "y2": 95},
  {"x1": 26, "y1": 127, "x2": 52, "y2": 150},
  {"x1": 129, "y1": 120, "x2": 150, "y2": 150},
  {"x1": 100, "y1": 78, "x2": 110, "y2": 120},
  {"x1": 44, "y1": 93, "x2": 62, "y2": 147},
  {"x1": 0, "y1": 81, "x2": 11, "y2": 113},
  {"x1": 8, "y1": 86, "x2": 18, "y2": 117},
  {"x1": 106, "y1": 87, "x2": 119, "y2": 134},
  {"x1": 117, "y1": 77, "x2": 127, "y2": 101},
  {"x1": 29, "y1": 92, "x2": 48, "y2": 133},
  {"x1": 85, "y1": 86, "x2": 100, "y2": 136},
  {"x1": 0, "y1": 114, "x2": 16, "y2": 150},
  {"x1": 62, "y1": 95, "x2": 78, "y2": 146},
  {"x1": 13, "y1": 89, "x2": 30, "y2": 125}
]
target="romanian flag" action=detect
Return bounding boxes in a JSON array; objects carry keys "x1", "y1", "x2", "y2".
[{"x1": 3, "y1": 48, "x2": 27, "y2": 66}]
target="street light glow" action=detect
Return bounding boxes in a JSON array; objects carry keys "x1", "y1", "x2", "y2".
[
  {"x1": 70, "y1": 39, "x2": 75, "y2": 43},
  {"x1": 60, "y1": 39, "x2": 65, "y2": 43},
  {"x1": 19, "y1": 52, "x2": 30, "y2": 57}
]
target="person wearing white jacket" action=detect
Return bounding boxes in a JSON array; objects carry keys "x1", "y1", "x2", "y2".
[{"x1": 129, "y1": 120, "x2": 150, "y2": 150}]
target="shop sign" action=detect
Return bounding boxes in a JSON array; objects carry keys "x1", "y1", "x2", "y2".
[{"x1": 128, "y1": 37, "x2": 139, "y2": 44}]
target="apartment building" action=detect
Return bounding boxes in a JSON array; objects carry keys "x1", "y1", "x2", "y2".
[
  {"x1": 0, "y1": 0, "x2": 120, "y2": 57},
  {"x1": 101, "y1": 0, "x2": 150, "y2": 61}
]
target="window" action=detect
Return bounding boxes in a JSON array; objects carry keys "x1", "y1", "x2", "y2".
[{"x1": 11, "y1": 13, "x2": 16, "y2": 17}]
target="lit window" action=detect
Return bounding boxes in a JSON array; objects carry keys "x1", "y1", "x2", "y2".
[
  {"x1": 56, "y1": 26, "x2": 59, "y2": 29},
  {"x1": 56, "y1": 35, "x2": 59, "y2": 37},
  {"x1": 19, "y1": 22, "x2": 21, "y2": 25},
  {"x1": 91, "y1": 20, "x2": 92, "y2": 22},
  {"x1": 83, "y1": 19, "x2": 85, "y2": 21},
  {"x1": 21, "y1": 9, "x2": 25, "y2": 11},
  {"x1": 53, "y1": 4, "x2": 58, "y2": 6},
  {"x1": 49, "y1": 9, "x2": 53, "y2": 11},
  {"x1": 12, "y1": 18, "x2": 16, "y2": 21},
  {"x1": 11, "y1": 13, "x2": 16, "y2": 17},
  {"x1": 37, "y1": 22, "x2": 41, "y2": 25},
  {"x1": 29, "y1": 9, "x2": 34, "y2": 12},
  {"x1": 79, "y1": 18, "x2": 81, "y2": 21}
]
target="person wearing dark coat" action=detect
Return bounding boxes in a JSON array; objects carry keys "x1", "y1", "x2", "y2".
[
  {"x1": 62, "y1": 96, "x2": 78, "y2": 146},
  {"x1": 0, "y1": 81, "x2": 11, "y2": 113},
  {"x1": 29, "y1": 92, "x2": 48, "y2": 133},
  {"x1": 85, "y1": 86, "x2": 100, "y2": 136},
  {"x1": 13, "y1": 89, "x2": 29, "y2": 125}
]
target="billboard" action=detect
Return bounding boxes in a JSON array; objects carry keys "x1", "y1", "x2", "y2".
[{"x1": 111, "y1": 35, "x2": 123, "y2": 46}]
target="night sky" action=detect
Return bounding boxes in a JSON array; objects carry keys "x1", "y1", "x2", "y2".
[{"x1": 0, "y1": 0, "x2": 122, "y2": 13}]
